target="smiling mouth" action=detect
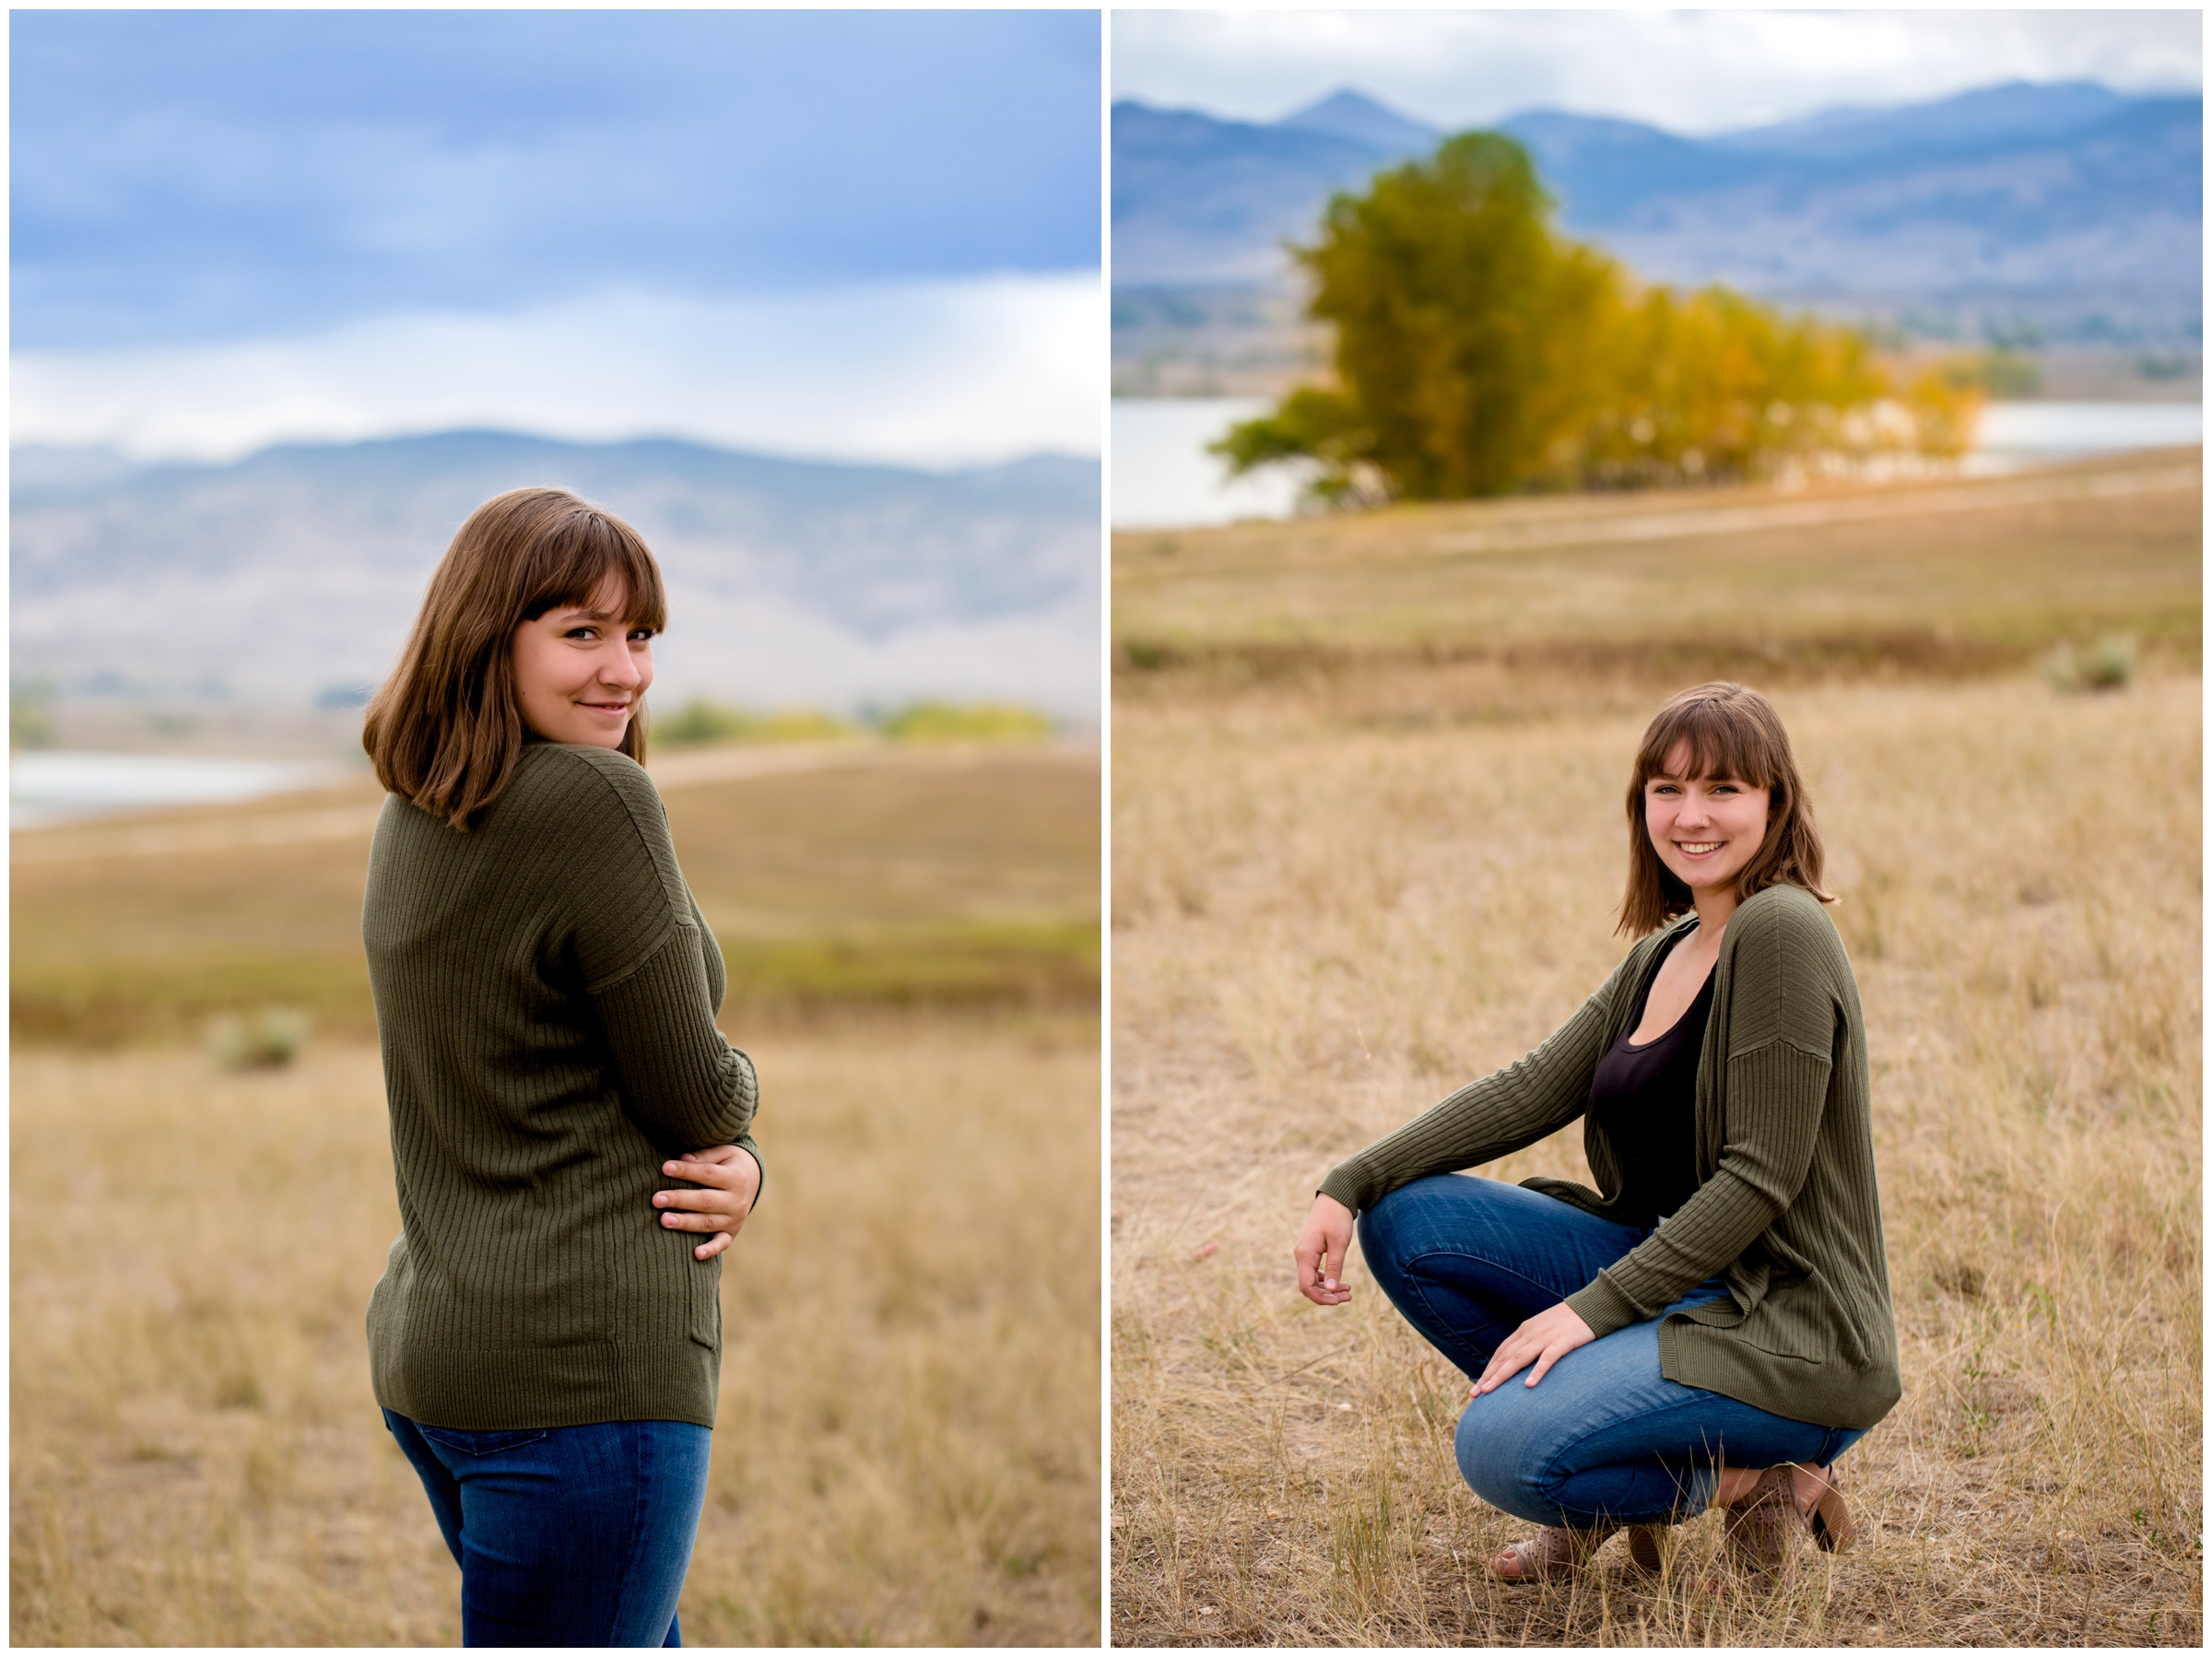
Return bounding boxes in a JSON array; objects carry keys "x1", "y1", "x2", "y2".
[{"x1": 1677, "y1": 840, "x2": 1725, "y2": 855}]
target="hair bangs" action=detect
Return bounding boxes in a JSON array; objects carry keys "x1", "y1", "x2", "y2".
[
  {"x1": 1635, "y1": 692, "x2": 1777, "y2": 791},
  {"x1": 522, "y1": 507, "x2": 668, "y2": 635}
]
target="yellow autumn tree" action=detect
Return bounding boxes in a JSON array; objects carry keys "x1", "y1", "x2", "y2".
[{"x1": 1215, "y1": 132, "x2": 1980, "y2": 503}]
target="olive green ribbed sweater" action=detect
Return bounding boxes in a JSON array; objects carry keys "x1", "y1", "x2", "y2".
[
  {"x1": 1320, "y1": 885, "x2": 1900, "y2": 1431},
  {"x1": 363, "y1": 741, "x2": 759, "y2": 1431}
]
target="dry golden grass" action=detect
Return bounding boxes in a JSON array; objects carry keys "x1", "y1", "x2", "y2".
[
  {"x1": 12, "y1": 1015, "x2": 1100, "y2": 1646},
  {"x1": 11, "y1": 748, "x2": 1102, "y2": 1645},
  {"x1": 1110, "y1": 674, "x2": 2199, "y2": 1645},
  {"x1": 1113, "y1": 449, "x2": 2201, "y2": 678}
]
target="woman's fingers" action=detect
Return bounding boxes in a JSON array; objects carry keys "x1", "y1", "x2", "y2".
[
  {"x1": 663, "y1": 1156, "x2": 753, "y2": 1193},
  {"x1": 1293, "y1": 1238, "x2": 1335, "y2": 1305},
  {"x1": 655, "y1": 1184, "x2": 733, "y2": 1211},
  {"x1": 677, "y1": 1144, "x2": 750, "y2": 1169},
  {"x1": 660, "y1": 1205, "x2": 745, "y2": 1233},
  {"x1": 1473, "y1": 1336, "x2": 1535, "y2": 1395},
  {"x1": 1473, "y1": 1305, "x2": 1598, "y2": 1395},
  {"x1": 1293, "y1": 1195, "x2": 1357, "y2": 1307},
  {"x1": 656, "y1": 1154, "x2": 759, "y2": 1244},
  {"x1": 654, "y1": 1175, "x2": 752, "y2": 1246},
  {"x1": 1524, "y1": 1340, "x2": 1568, "y2": 1388}
]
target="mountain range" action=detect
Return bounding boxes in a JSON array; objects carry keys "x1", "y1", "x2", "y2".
[
  {"x1": 11, "y1": 432, "x2": 1100, "y2": 717},
  {"x1": 1112, "y1": 82, "x2": 2202, "y2": 338}
]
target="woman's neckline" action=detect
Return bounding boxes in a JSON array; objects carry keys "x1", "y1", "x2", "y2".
[{"x1": 1623, "y1": 923, "x2": 1715, "y2": 1052}]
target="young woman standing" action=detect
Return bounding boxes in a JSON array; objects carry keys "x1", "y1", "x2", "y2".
[
  {"x1": 1292, "y1": 682, "x2": 1898, "y2": 1585},
  {"x1": 362, "y1": 488, "x2": 760, "y2": 1645}
]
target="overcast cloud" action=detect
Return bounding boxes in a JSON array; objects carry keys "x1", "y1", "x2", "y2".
[
  {"x1": 12, "y1": 275, "x2": 1103, "y2": 470},
  {"x1": 1112, "y1": 9, "x2": 2202, "y2": 135}
]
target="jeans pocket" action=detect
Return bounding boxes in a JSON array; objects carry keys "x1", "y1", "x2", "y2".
[{"x1": 418, "y1": 1424, "x2": 550, "y2": 1457}]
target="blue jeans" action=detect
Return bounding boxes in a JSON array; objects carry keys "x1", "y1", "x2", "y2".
[
  {"x1": 1359, "y1": 1175, "x2": 1866, "y2": 1529},
  {"x1": 383, "y1": 1411, "x2": 712, "y2": 1647}
]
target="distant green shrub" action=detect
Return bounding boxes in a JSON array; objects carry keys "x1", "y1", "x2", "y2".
[
  {"x1": 10, "y1": 676, "x2": 57, "y2": 749},
  {"x1": 10, "y1": 698, "x2": 56, "y2": 750},
  {"x1": 653, "y1": 700, "x2": 858, "y2": 746},
  {"x1": 2045, "y1": 634, "x2": 2137, "y2": 693},
  {"x1": 1976, "y1": 348, "x2": 2042, "y2": 398},
  {"x1": 877, "y1": 702, "x2": 1058, "y2": 744},
  {"x1": 207, "y1": 1007, "x2": 312, "y2": 1071}
]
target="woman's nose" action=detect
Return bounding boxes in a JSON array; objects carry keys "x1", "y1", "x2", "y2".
[{"x1": 597, "y1": 648, "x2": 643, "y2": 687}]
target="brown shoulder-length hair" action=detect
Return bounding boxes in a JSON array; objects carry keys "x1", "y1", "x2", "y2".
[
  {"x1": 363, "y1": 488, "x2": 667, "y2": 828},
  {"x1": 1617, "y1": 681, "x2": 1834, "y2": 936}
]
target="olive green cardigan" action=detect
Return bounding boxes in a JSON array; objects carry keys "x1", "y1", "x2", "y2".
[
  {"x1": 1320, "y1": 884, "x2": 1900, "y2": 1430},
  {"x1": 363, "y1": 741, "x2": 760, "y2": 1431}
]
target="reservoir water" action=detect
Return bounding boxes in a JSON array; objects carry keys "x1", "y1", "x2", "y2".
[
  {"x1": 11, "y1": 752, "x2": 356, "y2": 829},
  {"x1": 1112, "y1": 398, "x2": 2204, "y2": 530}
]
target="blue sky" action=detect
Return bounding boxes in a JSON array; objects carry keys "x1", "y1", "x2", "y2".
[
  {"x1": 14, "y1": 9, "x2": 1100, "y2": 352},
  {"x1": 11, "y1": 10, "x2": 1103, "y2": 467}
]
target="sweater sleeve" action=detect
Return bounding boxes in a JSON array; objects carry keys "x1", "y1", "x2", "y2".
[
  {"x1": 1564, "y1": 899, "x2": 1836, "y2": 1337},
  {"x1": 1317, "y1": 946, "x2": 1646, "y2": 1216},
  {"x1": 591, "y1": 926, "x2": 761, "y2": 1154},
  {"x1": 554, "y1": 749, "x2": 760, "y2": 1156}
]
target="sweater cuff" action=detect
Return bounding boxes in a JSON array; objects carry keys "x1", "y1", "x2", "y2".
[
  {"x1": 1564, "y1": 1271, "x2": 1641, "y2": 1340},
  {"x1": 1316, "y1": 1163, "x2": 1371, "y2": 1216}
]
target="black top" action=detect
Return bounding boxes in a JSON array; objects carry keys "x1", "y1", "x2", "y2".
[{"x1": 1585, "y1": 923, "x2": 1713, "y2": 1228}]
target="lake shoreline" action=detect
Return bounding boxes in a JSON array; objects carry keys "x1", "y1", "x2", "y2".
[{"x1": 1112, "y1": 397, "x2": 2207, "y2": 530}]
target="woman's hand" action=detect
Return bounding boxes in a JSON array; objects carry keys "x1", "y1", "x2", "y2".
[
  {"x1": 653, "y1": 1145, "x2": 760, "y2": 1261},
  {"x1": 1472, "y1": 1302, "x2": 1596, "y2": 1396},
  {"x1": 1293, "y1": 1194, "x2": 1357, "y2": 1306}
]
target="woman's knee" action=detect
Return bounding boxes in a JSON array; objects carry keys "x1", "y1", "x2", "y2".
[
  {"x1": 1354, "y1": 1187, "x2": 1421, "y2": 1299},
  {"x1": 1453, "y1": 1396, "x2": 1559, "y2": 1525},
  {"x1": 1356, "y1": 1177, "x2": 1480, "y2": 1282}
]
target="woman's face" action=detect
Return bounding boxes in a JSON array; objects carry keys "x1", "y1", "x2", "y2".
[
  {"x1": 510, "y1": 579, "x2": 655, "y2": 749},
  {"x1": 1643, "y1": 740, "x2": 1771, "y2": 897}
]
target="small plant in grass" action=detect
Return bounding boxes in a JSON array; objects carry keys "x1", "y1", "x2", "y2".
[
  {"x1": 2044, "y1": 633, "x2": 2136, "y2": 693},
  {"x1": 206, "y1": 1007, "x2": 311, "y2": 1071}
]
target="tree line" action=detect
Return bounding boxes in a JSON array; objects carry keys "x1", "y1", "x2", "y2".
[{"x1": 1216, "y1": 133, "x2": 1982, "y2": 504}]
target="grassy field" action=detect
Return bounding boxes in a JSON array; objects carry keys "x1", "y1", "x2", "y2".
[
  {"x1": 11, "y1": 746, "x2": 1102, "y2": 1646},
  {"x1": 12, "y1": 746, "x2": 1100, "y2": 1044},
  {"x1": 1109, "y1": 455, "x2": 2201, "y2": 1644},
  {"x1": 1115, "y1": 448, "x2": 2200, "y2": 689}
]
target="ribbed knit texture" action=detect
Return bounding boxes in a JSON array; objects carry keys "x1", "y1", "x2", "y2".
[
  {"x1": 1319, "y1": 885, "x2": 1900, "y2": 1430},
  {"x1": 362, "y1": 741, "x2": 759, "y2": 1431}
]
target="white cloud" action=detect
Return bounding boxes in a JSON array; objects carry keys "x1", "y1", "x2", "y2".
[
  {"x1": 11, "y1": 272, "x2": 1103, "y2": 469},
  {"x1": 1113, "y1": 9, "x2": 2202, "y2": 136}
]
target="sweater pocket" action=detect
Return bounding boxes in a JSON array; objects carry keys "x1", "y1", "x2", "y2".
[
  {"x1": 688, "y1": 1257, "x2": 723, "y2": 1351},
  {"x1": 1735, "y1": 1275, "x2": 1832, "y2": 1364}
]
